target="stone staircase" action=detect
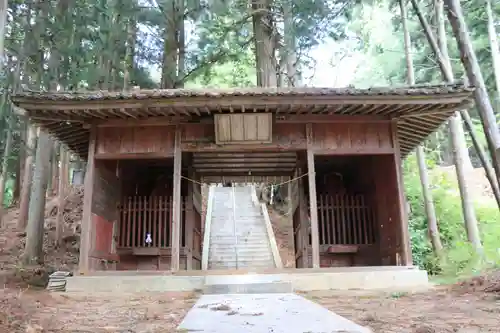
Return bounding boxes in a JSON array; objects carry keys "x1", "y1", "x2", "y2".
[{"x1": 206, "y1": 185, "x2": 278, "y2": 270}]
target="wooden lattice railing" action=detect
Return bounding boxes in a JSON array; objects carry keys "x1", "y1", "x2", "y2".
[
  {"x1": 118, "y1": 196, "x2": 186, "y2": 248},
  {"x1": 316, "y1": 194, "x2": 376, "y2": 246}
]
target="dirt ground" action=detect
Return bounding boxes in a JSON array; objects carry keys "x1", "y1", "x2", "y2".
[
  {"x1": 304, "y1": 287, "x2": 500, "y2": 333},
  {"x1": 2, "y1": 286, "x2": 498, "y2": 333},
  {"x1": 0, "y1": 187, "x2": 83, "y2": 287},
  {"x1": 0, "y1": 289, "x2": 198, "y2": 333},
  {"x1": 267, "y1": 206, "x2": 296, "y2": 268},
  {"x1": 1, "y1": 180, "x2": 499, "y2": 332}
]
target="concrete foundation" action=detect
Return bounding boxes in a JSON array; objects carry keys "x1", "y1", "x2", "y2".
[{"x1": 65, "y1": 266, "x2": 429, "y2": 293}]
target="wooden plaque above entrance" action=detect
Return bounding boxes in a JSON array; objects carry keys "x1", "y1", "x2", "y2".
[{"x1": 214, "y1": 113, "x2": 273, "y2": 144}]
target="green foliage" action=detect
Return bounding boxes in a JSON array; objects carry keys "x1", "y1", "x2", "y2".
[{"x1": 404, "y1": 155, "x2": 500, "y2": 277}]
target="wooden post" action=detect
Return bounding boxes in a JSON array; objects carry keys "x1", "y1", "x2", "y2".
[
  {"x1": 306, "y1": 124, "x2": 320, "y2": 269},
  {"x1": 78, "y1": 127, "x2": 97, "y2": 274},
  {"x1": 185, "y1": 167, "x2": 195, "y2": 270},
  {"x1": 391, "y1": 120, "x2": 412, "y2": 266},
  {"x1": 171, "y1": 127, "x2": 182, "y2": 271},
  {"x1": 297, "y1": 172, "x2": 309, "y2": 268}
]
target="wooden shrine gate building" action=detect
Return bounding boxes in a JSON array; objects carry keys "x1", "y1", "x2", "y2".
[{"x1": 12, "y1": 85, "x2": 473, "y2": 273}]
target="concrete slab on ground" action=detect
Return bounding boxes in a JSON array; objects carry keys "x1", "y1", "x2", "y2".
[
  {"x1": 177, "y1": 293, "x2": 371, "y2": 333},
  {"x1": 66, "y1": 275, "x2": 204, "y2": 292}
]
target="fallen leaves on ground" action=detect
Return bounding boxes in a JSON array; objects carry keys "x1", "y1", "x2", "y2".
[{"x1": 306, "y1": 288, "x2": 500, "y2": 333}]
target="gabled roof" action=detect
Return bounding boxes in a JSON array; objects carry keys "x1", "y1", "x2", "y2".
[{"x1": 11, "y1": 84, "x2": 474, "y2": 158}]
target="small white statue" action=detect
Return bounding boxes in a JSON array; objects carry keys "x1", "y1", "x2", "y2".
[{"x1": 145, "y1": 233, "x2": 152, "y2": 245}]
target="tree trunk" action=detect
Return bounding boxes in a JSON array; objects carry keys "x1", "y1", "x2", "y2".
[
  {"x1": 23, "y1": 130, "x2": 52, "y2": 265},
  {"x1": 431, "y1": 0, "x2": 481, "y2": 251},
  {"x1": 435, "y1": 0, "x2": 473, "y2": 171},
  {"x1": 161, "y1": 0, "x2": 178, "y2": 89},
  {"x1": 444, "y1": 0, "x2": 500, "y2": 189},
  {"x1": 123, "y1": 15, "x2": 136, "y2": 90},
  {"x1": 283, "y1": 2, "x2": 298, "y2": 87},
  {"x1": 13, "y1": 134, "x2": 22, "y2": 203},
  {"x1": 400, "y1": 0, "x2": 443, "y2": 254},
  {"x1": 0, "y1": 0, "x2": 9, "y2": 219},
  {"x1": 461, "y1": 107, "x2": 500, "y2": 209},
  {"x1": 252, "y1": 0, "x2": 277, "y2": 87},
  {"x1": 56, "y1": 145, "x2": 68, "y2": 247},
  {"x1": 0, "y1": 0, "x2": 8, "y2": 74},
  {"x1": 46, "y1": 147, "x2": 53, "y2": 198},
  {"x1": 0, "y1": 116, "x2": 13, "y2": 223},
  {"x1": 411, "y1": 0, "x2": 500, "y2": 207},
  {"x1": 18, "y1": 125, "x2": 37, "y2": 229},
  {"x1": 486, "y1": 0, "x2": 500, "y2": 110},
  {"x1": 51, "y1": 141, "x2": 59, "y2": 196},
  {"x1": 450, "y1": 112, "x2": 482, "y2": 251},
  {"x1": 176, "y1": 0, "x2": 185, "y2": 88}
]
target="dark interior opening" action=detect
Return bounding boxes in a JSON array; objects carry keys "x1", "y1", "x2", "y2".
[
  {"x1": 115, "y1": 157, "x2": 188, "y2": 250},
  {"x1": 312, "y1": 155, "x2": 378, "y2": 248},
  {"x1": 302, "y1": 154, "x2": 385, "y2": 267}
]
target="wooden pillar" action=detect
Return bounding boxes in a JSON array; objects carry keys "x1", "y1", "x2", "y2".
[
  {"x1": 78, "y1": 126, "x2": 97, "y2": 275},
  {"x1": 306, "y1": 124, "x2": 320, "y2": 269},
  {"x1": 391, "y1": 120, "x2": 412, "y2": 266},
  {"x1": 171, "y1": 127, "x2": 182, "y2": 271},
  {"x1": 185, "y1": 167, "x2": 195, "y2": 270},
  {"x1": 297, "y1": 172, "x2": 309, "y2": 268}
]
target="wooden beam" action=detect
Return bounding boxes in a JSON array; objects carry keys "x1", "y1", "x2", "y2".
[
  {"x1": 96, "y1": 116, "x2": 189, "y2": 127},
  {"x1": 313, "y1": 148, "x2": 394, "y2": 155},
  {"x1": 201, "y1": 175, "x2": 290, "y2": 184},
  {"x1": 276, "y1": 114, "x2": 391, "y2": 123},
  {"x1": 78, "y1": 126, "x2": 97, "y2": 275},
  {"x1": 306, "y1": 124, "x2": 320, "y2": 269},
  {"x1": 193, "y1": 152, "x2": 297, "y2": 159},
  {"x1": 391, "y1": 120, "x2": 412, "y2": 266},
  {"x1": 193, "y1": 157, "x2": 297, "y2": 164},
  {"x1": 171, "y1": 127, "x2": 182, "y2": 271},
  {"x1": 192, "y1": 163, "x2": 297, "y2": 169},
  {"x1": 196, "y1": 171, "x2": 294, "y2": 177},
  {"x1": 182, "y1": 143, "x2": 307, "y2": 152},
  {"x1": 94, "y1": 152, "x2": 174, "y2": 160}
]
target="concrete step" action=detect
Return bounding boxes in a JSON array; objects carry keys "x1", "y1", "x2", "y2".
[
  {"x1": 203, "y1": 282, "x2": 293, "y2": 294},
  {"x1": 209, "y1": 243, "x2": 269, "y2": 249},
  {"x1": 211, "y1": 224, "x2": 266, "y2": 228},
  {"x1": 209, "y1": 242, "x2": 270, "y2": 248},
  {"x1": 212, "y1": 203, "x2": 258, "y2": 208},
  {"x1": 210, "y1": 235, "x2": 269, "y2": 240},
  {"x1": 209, "y1": 256, "x2": 273, "y2": 263},
  {"x1": 211, "y1": 232, "x2": 266, "y2": 236},
  {"x1": 210, "y1": 242, "x2": 269, "y2": 247},
  {"x1": 211, "y1": 221, "x2": 264, "y2": 225},
  {"x1": 211, "y1": 230, "x2": 267, "y2": 236},
  {"x1": 210, "y1": 232, "x2": 267, "y2": 237},
  {"x1": 212, "y1": 216, "x2": 262, "y2": 220},
  {"x1": 205, "y1": 274, "x2": 288, "y2": 284},
  {"x1": 209, "y1": 245, "x2": 271, "y2": 252},
  {"x1": 208, "y1": 258, "x2": 274, "y2": 265},
  {"x1": 208, "y1": 246, "x2": 272, "y2": 253},
  {"x1": 209, "y1": 260, "x2": 274, "y2": 267},
  {"x1": 209, "y1": 245, "x2": 271, "y2": 251},
  {"x1": 208, "y1": 185, "x2": 275, "y2": 271},
  {"x1": 208, "y1": 264, "x2": 275, "y2": 270},
  {"x1": 211, "y1": 214, "x2": 263, "y2": 219},
  {"x1": 209, "y1": 253, "x2": 273, "y2": 262}
]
